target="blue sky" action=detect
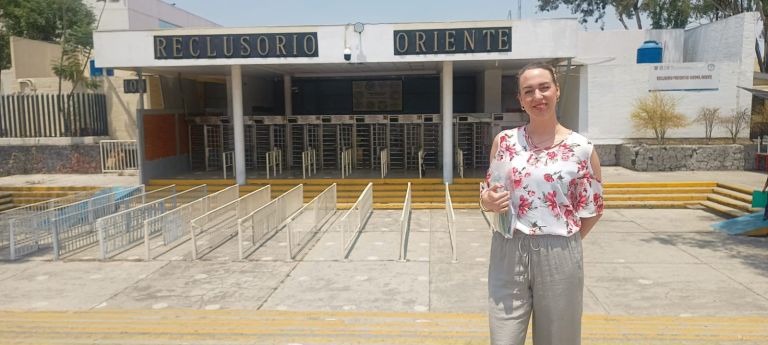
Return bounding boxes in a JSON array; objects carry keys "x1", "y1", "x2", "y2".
[{"x1": 165, "y1": 0, "x2": 640, "y2": 31}]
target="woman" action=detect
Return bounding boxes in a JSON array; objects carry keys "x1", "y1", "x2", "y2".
[{"x1": 479, "y1": 62, "x2": 604, "y2": 345}]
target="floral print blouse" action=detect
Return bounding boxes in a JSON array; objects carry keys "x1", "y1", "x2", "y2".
[{"x1": 483, "y1": 126, "x2": 604, "y2": 237}]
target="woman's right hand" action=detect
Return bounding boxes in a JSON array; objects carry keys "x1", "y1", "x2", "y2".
[{"x1": 481, "y1": 184, "x2": 510, "y2": 213}]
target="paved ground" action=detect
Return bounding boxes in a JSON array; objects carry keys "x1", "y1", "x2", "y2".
[{"x1": 1, "y1": 168, "x2": 767, "y2": 344}]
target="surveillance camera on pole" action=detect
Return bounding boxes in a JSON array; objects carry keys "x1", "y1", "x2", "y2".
[{"x1": 344, "y1": 48, "x2": 352, "y2": 61}]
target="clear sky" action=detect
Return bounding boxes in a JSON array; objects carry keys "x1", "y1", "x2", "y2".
[{"x1": 164, "y1": 0, "x2": 638, "y2": 31}]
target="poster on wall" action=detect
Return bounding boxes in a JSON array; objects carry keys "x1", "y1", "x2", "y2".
[
  {"x1": 649, "y1": 63, "x2": 719, "y2": 91},
  {"x1": 353, "y1": 80, "x2": 403, "y2": 112}
]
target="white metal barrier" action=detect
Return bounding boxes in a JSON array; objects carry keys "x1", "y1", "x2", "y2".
[
  {"x1": 1, "y1": 190, "x2": 94, "y2": 249},
  {"x1": 339, "y1": 182, "x2": 374, "y2": 259},
  {"x1": 340, "y1": 148, "x2": 353, "y2": 178},
  {"x1": 285, "y1": 184, "x2": 337, "y2": 260},
  {"x1": 301, "y1": 148, "x2": 317, "y2": 179},
  {"x1": 445, "y1": 183, "x2": 458, "y2": 263},
  {"x1": 100, "y1": 140, "x2": 139, "y2": 173},
  {"x1": 97, "y1": 185, "x2": 207, "y2": 260},
  {"x1": 50, "y1": 185, "x2": 175, "y2": 260},
  {"x1": 266, "y1": 147, "x2": 283, "y2": 178},
  {"x1": 7, "y1": 186, "x2": 145, "y2": 260},
  {"x1": 222, "y1": 151, "x2": 235, "y2": 179},
  {"x1": 456, "y1": 148, "x2": 465, "y2": 179},
  {"x1": 237, "y1": 184, "x2": 303, "y2": 260},
  {"x1": 380, "y1": 149, "x2": 389, "y2": 178},
  {"x1": 190, "y1": 186, "x2": 272, "y2": 260},
  {"x1": 399, "y1": 182, "x2": 412, "y2": 261},
  {"x1": 418, "y1": 148, "x2": 425, "y2": 179},
  {"x1": 143, "y1": 185, "x2": 239, "y2": 260}
]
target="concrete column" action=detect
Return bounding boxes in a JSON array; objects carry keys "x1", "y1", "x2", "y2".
[
  {"x1": 483, "y1": 69, "x2": 502, "y2": 113},
  {"x1": 441, "y1": 61, "x2": 453, "y2": 184},
  {"x1": 283, "y1": 74, "x2": 293, "y2": 116},
  {"x1": 231, "y1": 65, "x2": 246, "y2": 185},
  {"x1": 284, "y1": 74, "x2": 293, "y2": 168},
  {"x1": 136, "y1": 68, "x2": 147, "y2": 184}
]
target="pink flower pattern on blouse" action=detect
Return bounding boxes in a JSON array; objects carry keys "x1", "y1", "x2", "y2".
[{"x1": 484, "y1": 127, "x2": 604, "y2": 237}]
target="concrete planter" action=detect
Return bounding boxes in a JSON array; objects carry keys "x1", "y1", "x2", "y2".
[{"x1": 618, "y1": 144, "x2": 744, "y2": 171}]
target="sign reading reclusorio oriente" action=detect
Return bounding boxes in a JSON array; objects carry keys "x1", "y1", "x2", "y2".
[
  {"x1": 154, "y1": 33, "x2": 319, "y2": 59},
  {"x1": 393, "y1": 27, "x2": 511, "y2": 55}
]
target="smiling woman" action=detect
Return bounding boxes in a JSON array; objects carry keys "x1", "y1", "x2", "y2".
[{"x1": 479, "y1": 61, "x2": 604, "y2": 345}]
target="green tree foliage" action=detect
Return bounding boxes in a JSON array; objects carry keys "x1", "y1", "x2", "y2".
[
  {"x1": 537, "y1": 0, "x2": 645, "y2": 29},
  {"x1": 630, "y1": 92, "x2": 688, "y2": 144},
  {"x1": 642, "y1": 0, "x2": 692, "y2": 29}
]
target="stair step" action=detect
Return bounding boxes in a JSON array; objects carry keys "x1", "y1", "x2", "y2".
[
  {"x1": 700, "y1": 200, "x2": 748, "y2": 218},
  {"x1": 604, "y1": 194, "x2": 709, "y2": 202},
  {"x1": 706, "y1": 194, "x2": 753, "y2": 212},
  {"x1": 604, "y1": 200, "x2": 700, "y2": 208},
  {"x1": 604, "y1": 187, "x2": 714, "y2": 195},
  {"x1": 712, "y1": 187, "x2": 752, "y2": 204},
  {"x1": 604, "y1": 181, "x2": 717, "y2": 188},
  {"x1": 716, "y1": 182, "x2": 753, "y2": 195}
]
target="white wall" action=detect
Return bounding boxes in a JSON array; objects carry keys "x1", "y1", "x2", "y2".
[
  {"x1": 86, "y1": 0, "x2": 217, "y2": 31},
  {"x1": 577, "y1": 29, "x2": 683, "y2": 65},
  {"x1": 94, "y1": 19, "x2": 580, "y2": 68},
  {"x1": 684, "y1": 12, "x2": 756, "y2": 63},
  {"x1": 586, "y1": 62, "x2": 747, "y2": 143}
]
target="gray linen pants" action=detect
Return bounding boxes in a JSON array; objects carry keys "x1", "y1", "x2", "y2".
[{"x1": 488, "y1": 230, "x2": 584, "y2": 345}]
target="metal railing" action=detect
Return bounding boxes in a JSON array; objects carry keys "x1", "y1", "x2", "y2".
[
  {"x1": 339, "y1": 182, "x2": 373, "y2": 259},
  {"x1": 399, "y1": 182, "x2": 412, "y2": 261},
  {"x1": 380, "y1": 148, "x2": 389, "y2": 178},
  {"x1": 456, "y1": 148, "x2": 465, "y2": 179},
  {"x1": 285, "y1": 184, "x2": 337, "y2": 260},
  {"x1": 301, "y1": 147, "x2": 317, "y2": 179},
  {"x1": 418, "y1": 148, "x2": 425, "y2": 179},
  {"x1": 237, "y1": 184, "x2": 303, "y2": 260},
  {"x1": 189, "y1": 186, "x2": 272, "y2": 260},
  {"x1": 7, "y1": 186, "x2": 144, "y2": 260},
  {"x1": 50, "y1": 185, "x2": 176, "y2": 260},
  {"x1": 1, "y1": 190, "x2": 94, "y2": 249},
  {"x1": 142, "y1": 185, "x2": 239, "y2": 260},
  {"x1": 0, "y1": 93, "x2": 108, "y2": 138},
  {"x1": 266, "y1": 147, "x2": 283, "y2": 178},
  {"x1": 100, "y1": 140, "x2": 138, "y2": 173},
  {"x1": 340, "y1": 148, "x2": 353, "y2": 178},
  {"x1": 445, "y1": 183, "x2": 458, "y2": 263},
  {"x1": 96, "y1": 185, "x2": 207, "y2": 260},
  {"x1": 222, "y1": 151, "x2": 235, "y2": 179}
]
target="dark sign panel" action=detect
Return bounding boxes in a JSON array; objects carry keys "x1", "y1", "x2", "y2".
[
  {"x1": 123, "y1": 79, "x2": 147, "y2": 93},
  {"x1": 154, "y1": 33, "x2": 319, "y2": 59},
  {"x1": 352, "y1": 80, "x2": 403, "y2": 112},
  {"x1": 393, "y1": 27, "x2": 511, "y2": 55}
]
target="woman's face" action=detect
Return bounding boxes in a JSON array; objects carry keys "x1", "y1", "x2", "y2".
[{"x1": 518, "y1": 68, "x2": 560, "y2": 118}]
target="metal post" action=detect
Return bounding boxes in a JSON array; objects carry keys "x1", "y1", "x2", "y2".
[
  {"x1": 441, "y1": 61, "x2": 454, "y2": 184},
  {"x1": 136, "y1": 68, "x2": 147, "y2": 184},
  {"x1": 231, "y1": 65, "x2": 246, "y2": 185}
]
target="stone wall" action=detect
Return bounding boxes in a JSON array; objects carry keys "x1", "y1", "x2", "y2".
[
  {"x1": 618, "y1": 144, "x2": 744, "y2": 171},
  {"x1": 0, "y1": 145, "x2": 101, "y2": 176},
  {"x1": 595, "y1": 144, "x2": 617, "y2": 166}
]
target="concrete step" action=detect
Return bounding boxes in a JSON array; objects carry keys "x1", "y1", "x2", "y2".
[
  {"x1": 0, "y1": 310, "x2": 764, "y2": 345},
  {"x1": 604, "y1": 181, "x2": 718, "y2": 188},
  {"x1": 604, "y1": 187, "x2": 714, "y2": 195},
  {"x1": 604, "y1": 194, "x2": 709, "y2": 202},
  {"x1": 712, "y1": 187, "x2": 752, "y2": 204},
  {"x1": 700, "y1": 200, "x2": 748, "y2": 218},
  {"x1": 706, "y1": 194, "x2": 753, "y2": 213},
  {"x1": 604, "y1": 200, "x2": 701, "y2": 208}
]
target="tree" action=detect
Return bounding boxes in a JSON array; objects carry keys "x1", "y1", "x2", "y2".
[
  {"x1": 642, "y1": 0, "x2": 693, "y2": 29},
  {"x1": 694, "y1": 106, "x2": 721, "y2": 143},
  {"x1": 537, "y1": 0, "x2": 644, "y2": 30},
  {"x1": 630, "y1": 92, "x2": 688, "y2": 144},
  {"x1": 719, "y1": 108, "x2": 751, "y2": 143}
]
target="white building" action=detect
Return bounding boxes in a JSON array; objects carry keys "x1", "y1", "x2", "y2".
[{"x1": 85, "y1": 12, "x2": 757, "y2": 183}]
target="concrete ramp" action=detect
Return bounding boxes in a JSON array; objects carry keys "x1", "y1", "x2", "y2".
[{"x1": 711, "y1": 212, "x2": 768, "y2": 236}]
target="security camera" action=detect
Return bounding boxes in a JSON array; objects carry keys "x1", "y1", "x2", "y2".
[{"x1": 344, "y1": 48, "x2": 352, "y2": 61}]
